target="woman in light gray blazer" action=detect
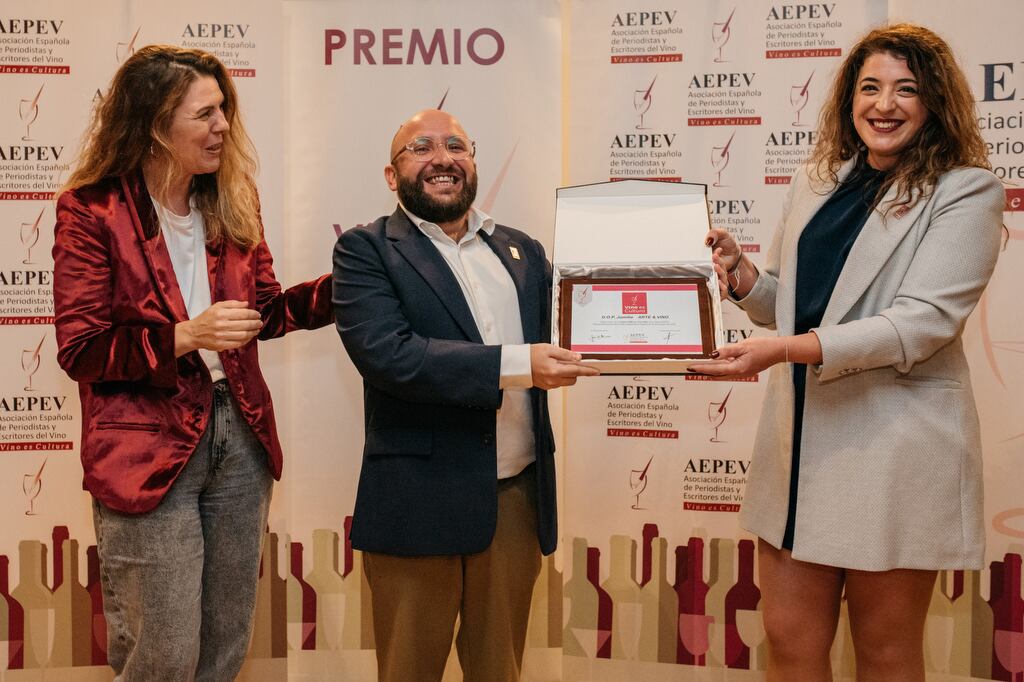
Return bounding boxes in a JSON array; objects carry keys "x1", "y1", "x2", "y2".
[{"x1": 695, "y1": 24, "x2": 1004, "y2": 681}]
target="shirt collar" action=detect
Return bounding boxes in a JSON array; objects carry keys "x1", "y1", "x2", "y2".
[{"x1": 401, "y1": 204, "x2": 495, "y2": 242}]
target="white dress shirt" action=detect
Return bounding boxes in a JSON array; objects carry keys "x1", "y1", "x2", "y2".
[
  {"x1": 402, "y1": 205, "x2": 535, "y2": 479},
  {"x1": 152, "y1": 198, "x2": 226, "y2": 382}
]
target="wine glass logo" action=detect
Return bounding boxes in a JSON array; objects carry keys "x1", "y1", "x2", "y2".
[
  {"x1": 629, "y1": 455, "x2": 653, "y2": 510},
  {"x1": 791, "y1": 71, "x2": 814, "y2": 127},
  {"x1": 115, "y1": 26, "x2": 141, "y2": 64},
  {"x1": 995, "y1": 629, "x2": 1024, "y2": 682},
  {"x1": 23, "y1": 458, "x2": 47, "y2": 516},
  {"x1": 735, "y1": 609, "x2": 767, "y2": 670},
  {"x1": 679, "y1": 613, "x2": 714, "y2": 665},
  {"x1": 20, "y1": 207, "x2": 44, "y2": 265},
  {"x1": 710, "y1": 131, "x2": 736, "y2": 188},
  {"x1": 18, "y1": 84, "x2": 44, "y2": 142},
  {"x1": 708, "y1": 387, "x2": 732, "y2": 443},
  {"x1": 711, "y1": 7, "x2": 736, "y2": 63},
  {"x1": 633, "y1": 76, "x2": 656, "y2": 130},
  {"x1": 22, "y1": 334, "x2": 46, "y2": 392}
]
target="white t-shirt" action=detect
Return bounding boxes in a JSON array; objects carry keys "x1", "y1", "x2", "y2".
[{"x1": 152, "y1": 198, "x2": 226, "y2": 382}]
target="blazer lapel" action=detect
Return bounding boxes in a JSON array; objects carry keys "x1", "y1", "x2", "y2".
[
  {"x1": 819, "y1": 175, "x2": 927, "y2": 327},
  {"x1": 120, "y1": 173, "x2": 189, "y2": 322},
  {"x1": 388, "y1": 209, "x2": 483, "y2": 343},
  {"x1": 481, "y1": 227, "x2": 538, "y2": 342},
  {"x1": 205, "y1": 238, "x2": 223, "y2": 299}
]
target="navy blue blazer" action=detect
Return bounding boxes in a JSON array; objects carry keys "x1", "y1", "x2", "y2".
[{"x1": 333, "y1": 208, "x2": 557, "y2": 556}]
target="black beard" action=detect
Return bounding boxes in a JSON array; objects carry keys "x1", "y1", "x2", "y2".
[{"x1": 396, "y1": 167, "x2": 478, "y2": 224}]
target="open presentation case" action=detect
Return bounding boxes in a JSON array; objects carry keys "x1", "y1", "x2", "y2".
[{"x1": 551, "y1": 179, "x2": 724, "y2": 375}]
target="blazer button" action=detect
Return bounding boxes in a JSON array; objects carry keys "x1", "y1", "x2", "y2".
[{"x1": 482, "y1": 434, "x2": 494, "y2": 445}]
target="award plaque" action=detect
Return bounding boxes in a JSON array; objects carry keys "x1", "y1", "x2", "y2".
[{"x1": 558, "y1": 277, "x2": 716, "y2": 359}]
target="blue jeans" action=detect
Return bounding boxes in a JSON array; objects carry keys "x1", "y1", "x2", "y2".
[{"x1": 93, "y1": 381, "x2": 273, "y2": 681}]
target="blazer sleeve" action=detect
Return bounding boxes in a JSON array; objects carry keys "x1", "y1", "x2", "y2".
[
  {"x1": 52, "y1": 189, "x2": 178, "y2": 388},
  {"x1": 732, "y1": 174, "x2": 800, "y2": 329},
  {"x1": 333, "y1": 226, "x2": 502, "y2": 409},
  {"x1": 812, "y1": 168, "x2": 1004, "y2": 382},
  {"x1": 252, "y1": 234, "x2": 333, "y2": 340}
]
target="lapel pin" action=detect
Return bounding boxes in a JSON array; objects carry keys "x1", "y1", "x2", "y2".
[{"x1": 509, "y1": 245, "x2": 521, "y2": 260}]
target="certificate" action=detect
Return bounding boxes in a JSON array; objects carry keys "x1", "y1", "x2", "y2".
[{"x1": 558, "y1": 277, "x2": 715, "y2": 359}]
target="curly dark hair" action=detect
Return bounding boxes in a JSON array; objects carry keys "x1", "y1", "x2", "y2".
[{"x1": 808, "y1": 24, "x2": 991, "y2": 213}]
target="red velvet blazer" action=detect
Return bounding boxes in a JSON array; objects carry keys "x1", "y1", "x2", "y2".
[{"x1": 53, "y1": 172, "x2": 332, "y2": 514}]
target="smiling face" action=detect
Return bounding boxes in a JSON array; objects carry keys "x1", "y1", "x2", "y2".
[
  {"x1": 852, "y1": 51, "x2": 928, "y2": 170},
  {"x1": 385, "y1": 109, "x2": 478, "y2": 230},
  {"x1": 165, "y1": 74, "x2": 229, "y2": 180}
]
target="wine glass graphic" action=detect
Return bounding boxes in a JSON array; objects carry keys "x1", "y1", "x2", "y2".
[
  {"x1": 708, "y1": 387, "x2": 732, "y2": 443},
  {"x1": 116, "y1": 26, "x2": 141, "y2": 63},
  {"x1": 20, "y1": 208, "x2": 44, "y2": 265},
  {"x1": 678, "y1": 613, "x2": 713, "y2": 665},
  {"x1": 22, "y1": 334, "x2": 46, "y2": 392},
  {"x1": 995, "y1": 629, "x2": 1024, "y2": 682},
  {"x1": 791, "y1": 71, "x2": 814, "y2": 127},
  {"x1": 629, "y1": 455, "x2": 653, "y2": 510},
  {"x1": 735, "y1": 609, "x2": 767, "y2": 670},
  {"x1": 23, "y1": 458, "x2": 47, "y2": 516},
  {"x1": 710, "y1": 131, "x2": 735, "y2": 188},
  {"x1": 633, "y1": 76, "x2": 656, "y2": 130},
  {"x1": 18, "y1": 84, "x2": 44, "y2": 142},
  {"x1": 711, "y1": 8, "x2": 736, "y2": 63}
]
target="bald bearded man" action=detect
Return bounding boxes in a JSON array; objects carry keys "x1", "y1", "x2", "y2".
[{"x1": 332, "y1": 110, "x2": 597, "y2": 681}]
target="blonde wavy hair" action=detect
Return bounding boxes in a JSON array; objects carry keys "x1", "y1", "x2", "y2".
[
  {"x1": 809, "y1": 24, "x2": 991, "y2": 212},
  {"x1": 62, "y1": 45, "x2": 262, "y2": 249}
]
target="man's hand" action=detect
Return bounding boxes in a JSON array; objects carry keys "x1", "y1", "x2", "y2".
[
  {"x1": 530, "y1": 343, "x2": 601, "y2": 389},
  {"x1": 175, "y1": 300, "x2": 263, "y2": 357}
]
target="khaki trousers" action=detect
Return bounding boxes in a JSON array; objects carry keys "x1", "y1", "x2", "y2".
[{"x1": 363, "y1": 465, "x2": 542, "y2": 682}]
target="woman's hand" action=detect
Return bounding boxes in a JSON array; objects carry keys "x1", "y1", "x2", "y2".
[
  {"x1": 690, "y1": 336, "x2": 787, "y2": 379},
  {"x1": 689, "y1": 333, "x2": 823, "y2": 379},
  {"x1": 174, "y1": 300, "x2": 263, "y2": 357},
  {"x1": 704, "y1": 227, "x2": 744, "y2": 300}
]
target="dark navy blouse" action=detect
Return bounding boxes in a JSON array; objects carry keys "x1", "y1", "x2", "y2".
[{"x1": 782, "y1": 162, "x2": 888, "y2": 551}]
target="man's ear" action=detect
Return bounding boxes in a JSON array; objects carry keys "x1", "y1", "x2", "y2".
[{"x1": 384, "y1": 164, "x2": 398, "y2": 191}]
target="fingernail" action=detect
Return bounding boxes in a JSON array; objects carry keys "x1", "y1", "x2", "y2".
[
  {"x1": 710, "y1": 350, "x2": 720, "y2": 358},
  {"x1": 705, "y1": 237, "x2": 714, "y2": 246}
]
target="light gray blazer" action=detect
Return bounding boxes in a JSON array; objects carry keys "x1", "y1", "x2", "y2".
[{"x1": 735, "y1": 158, "x2": 1004, "y2": 570}]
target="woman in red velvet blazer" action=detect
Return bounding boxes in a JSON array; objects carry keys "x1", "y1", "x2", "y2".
[{"x1": 53, "y1": 46, "x2": 331, "y2": 680}]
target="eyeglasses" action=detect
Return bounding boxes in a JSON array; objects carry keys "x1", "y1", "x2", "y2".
[{"x1": 391, "y1": 136, "x2": 476, "y2": 164}]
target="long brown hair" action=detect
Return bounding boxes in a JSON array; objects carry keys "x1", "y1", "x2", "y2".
[
  {"x1": 809, "y1": 24, "x2": 990, "y2": 212},
  {"x1": 62, "y1": 45, "x2": 262, "y2": 249}
]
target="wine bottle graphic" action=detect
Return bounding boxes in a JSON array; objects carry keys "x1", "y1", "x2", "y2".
[
  {"x1": 638, "y1": 535, "x2": 677, "y2": 664},
  {"x1": 305, "y1": 530, "x2": 344, "y2": 650},
  {"x1": 602, "y1": 535, "x2": 643, "y2": 660},
  {"x1": 286, "y1": 541, "x2": 317, "y2": 651}
]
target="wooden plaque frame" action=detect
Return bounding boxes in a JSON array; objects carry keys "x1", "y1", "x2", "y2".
[{"x1": 558, "y1": 276, "x2": 716, "y2": 360}]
